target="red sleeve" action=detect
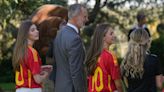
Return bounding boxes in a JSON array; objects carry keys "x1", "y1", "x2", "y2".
[
  {"x1": 27, "y1": 47, "x2": 41, "y2": 75},
  {"x1": 106, "y1": 52, "x2": 121, "y2": 80}
]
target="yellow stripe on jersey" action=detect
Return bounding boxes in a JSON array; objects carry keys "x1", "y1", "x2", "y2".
[
  {"x1": 110, "y1": 52, "x2": 118, "y2": 66},
  {"x1": 28, "y1": 46, "x2": 38, "y2": 62},
  {"x1": 16, "y1": 65, "x2": 24, "y2": 86},
  {"x1": 28, "y1": 69, "x2": 32, "y2": 88},
  {"x1": 108, "y1": 75, "x2": 112, "y2": 92}
]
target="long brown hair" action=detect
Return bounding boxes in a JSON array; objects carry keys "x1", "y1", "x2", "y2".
[
  {"x1": 12, "y1": 20, "x2": 33, "y2": 71},
  {"x1": 85, "y1": 23, "x2": 112, "y2": 75},
  {"x1": 120, "y1": 28, "x2": 150, "y2": 78}
]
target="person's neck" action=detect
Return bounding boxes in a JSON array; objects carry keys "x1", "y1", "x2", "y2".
[
  {"x1": 103, "y1": 43, "x2": 110, "y2": 50},
  {"x1": 138, "y1": 24, "x2": 144, "y2": 27},
  {"x1": 28, "y1": 39, "x2": 34, "y2": 47}
]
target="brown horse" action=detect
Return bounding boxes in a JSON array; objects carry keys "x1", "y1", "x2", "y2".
[{"x1": 31, "y1": 4, "x2": 68, "y2": 56}]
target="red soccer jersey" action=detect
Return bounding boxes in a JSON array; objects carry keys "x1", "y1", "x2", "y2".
[
  {"x1": 15, "y1": 46, "x2": 42, "y2": 88},
  {"x1": 88, "y1": 49, "x2": 121, "y2": 92}
]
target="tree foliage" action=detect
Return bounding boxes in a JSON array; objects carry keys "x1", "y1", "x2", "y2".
[{"x1": 82, "y1": 0, "x2": 164, "y2": 58}]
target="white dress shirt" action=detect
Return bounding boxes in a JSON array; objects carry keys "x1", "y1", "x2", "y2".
[{"x1": 67, "y1": 23, "x2": 79, "y2": 34}]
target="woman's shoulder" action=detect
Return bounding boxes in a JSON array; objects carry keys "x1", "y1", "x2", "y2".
[
  {"x1": 103, "y1": 49, "x2": 117, "y2": 58},
  {"x1": 147, "y1": 53, "x2": 158, "y2": 60},
  {"x1": 102, "y1": 49, "x2": 118, "y2": 65},
  {"x1": 27, "y1": 46, "x2": 38, "y2": 56},
  {"x1": 103, "y1": 49, "x2": 112, "y2": 55},
  {"x1": 146, "y1": 53, "x2": 158, "y2": 64}
]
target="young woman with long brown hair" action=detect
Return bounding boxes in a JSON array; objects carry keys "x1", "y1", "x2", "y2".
[
  {"x1": 12, "y1": 20, "x2": 52, "y2": 92},
  {"x1": 85, "y1": 23, "x2": 123, "y2": 92}
]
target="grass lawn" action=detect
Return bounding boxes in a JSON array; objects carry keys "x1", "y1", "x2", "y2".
[{"x1": 0, "y1": 82, "x2": 15, "y2": 92}]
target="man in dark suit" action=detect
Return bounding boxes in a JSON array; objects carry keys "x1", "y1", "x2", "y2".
[
  {"x1": 53, "y1": 4, "x2": 88, "y2": 92},
  {"x1": 128, "y1": 11, "x2": 151, "y2": 41}
]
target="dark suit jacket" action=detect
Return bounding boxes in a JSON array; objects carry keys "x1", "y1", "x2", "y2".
[{"x1": 53, "y1": 25, "x2": 87, "y2": 92}]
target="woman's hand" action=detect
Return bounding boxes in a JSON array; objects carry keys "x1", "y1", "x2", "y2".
[{"x1": 41, "y1": 65, "x2": 53, "y2": 73}]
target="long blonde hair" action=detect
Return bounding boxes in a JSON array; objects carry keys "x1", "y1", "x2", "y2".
[
  {"x1": 121, "y1": 28, "x2": 151, "y2": 78},
  {"x1": 12, "y1": 20, "x2": 33, "y2": 71}
]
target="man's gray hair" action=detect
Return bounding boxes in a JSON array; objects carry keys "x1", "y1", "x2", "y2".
[{"x1": 68, "y1": 4, "x2": 85, "y2": 19}]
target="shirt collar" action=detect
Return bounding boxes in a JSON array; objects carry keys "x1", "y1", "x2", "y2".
[{"x1": 67, "y1": 23, "x2": 79, "y2": 34}]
